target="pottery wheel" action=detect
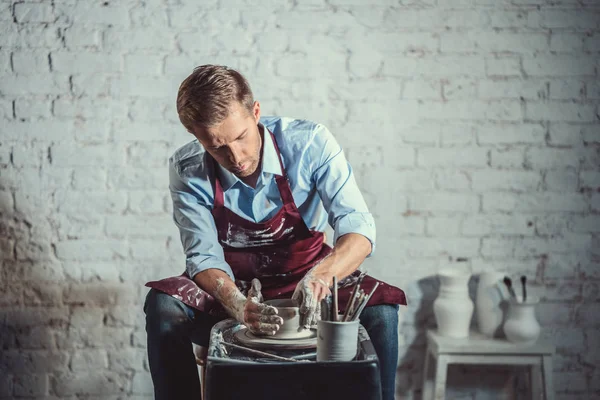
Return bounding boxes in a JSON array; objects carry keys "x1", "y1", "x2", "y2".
[{"x1": 233, "y1": 328, "x2": 317, "y2": 349}]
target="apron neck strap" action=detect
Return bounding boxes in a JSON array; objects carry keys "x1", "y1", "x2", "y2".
[
  {"x1": 213, "y1": 168, "x2": 225, "y2": 208},
  {"x1": 269, "y1": 130, "x2": 295, "y2": 206}
]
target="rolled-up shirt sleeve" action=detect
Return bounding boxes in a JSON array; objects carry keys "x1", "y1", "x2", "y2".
[
  {"x1": 169, "y1": 158, "x2": 235, "y2": 281},
  {"x1": 309, "y1": 124, "x2": 377, "y2": 256}
]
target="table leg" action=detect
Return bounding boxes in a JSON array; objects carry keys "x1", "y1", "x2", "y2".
[
  {"x1": 422, "y1": 348, "x2": 432, "y2": 400},
  {"x1": 542, "y1": 355, "x2": 554, "y2": 400},
  {"x1": 433, "y1": 355, "x2": 448, "y2": 400},
  {"x1": 531, "y1": 362, "x2": 541, "y2": 400}
]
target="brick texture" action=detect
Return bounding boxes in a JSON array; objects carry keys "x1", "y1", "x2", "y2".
[{"x1": 0, "y1": 0, "x2": 598, "y2": 399}]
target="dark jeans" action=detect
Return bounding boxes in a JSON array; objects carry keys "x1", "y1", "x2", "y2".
[{"x1": 144, "y1": 288, "x2": 399, "y2": 400}]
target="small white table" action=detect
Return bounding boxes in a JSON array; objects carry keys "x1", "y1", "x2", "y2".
[{"x1": 422, "y1": 330, "x2": 555, "y2": 400}]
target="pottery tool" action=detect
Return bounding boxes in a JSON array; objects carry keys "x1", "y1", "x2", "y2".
[
  {"x1": 289, "y1": 351, "x2": 317, "y2": 360},
  {"x1": 320, "y1": 296, "x2": 331, "y2": 322},
  {"x1": 521, "y1": 275, "x2": 527, "y2": 302},
  {"x1": 352, "y1": 290, "x2": 366, "y2": 320},
  {"x1": 341, "y1": 273, "x2": 366, "y2": 322},
  {"x1": 219, "y1": 341, "x2": 304, "y2": 362},
  {"x1": 342, "y1": 288, "x2": 360, "y2": 322},
  {"x1": 351, "y1": 282, "x2": 380, "y2": 321},
  {"x1": 346, "y1": 290, "x2": 363, "y2": 322},
  {"x1": 332, "y1": 276, "x2": 339, "y2": 321},
  {"x1": 354, "y1": 290, "x2": 367, "y2": 318},
  {"x1": 503, "y1": 276, "x2": 517, "y2": 300}
]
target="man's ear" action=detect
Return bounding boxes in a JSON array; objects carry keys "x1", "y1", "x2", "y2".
[{"x1": 252, "y1": 101, "x2": 261, "y2": 123}]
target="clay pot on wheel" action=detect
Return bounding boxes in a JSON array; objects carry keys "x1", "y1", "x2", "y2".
[{"x1": 264, "y1": 299, "x2": 313, "y2": 339}]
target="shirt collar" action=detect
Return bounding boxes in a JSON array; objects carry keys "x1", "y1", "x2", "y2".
[{"x1": 216, "y1": 123, "x2": 283, "y2": 192}]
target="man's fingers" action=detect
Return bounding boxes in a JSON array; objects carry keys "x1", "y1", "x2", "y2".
[
  {"x1": 312, "y1": 301, "x2": 321, "y2": 327},
  {"x1": 249, "y1": 322, "x2": 280, "y2": 336},
  {"x1": 291, "y1": 288, "x2": 302, "y2": 306},
  {"x1": 316, "y1": 285, "x2": 331, "y2": 302},
  {"x1": 245, "y1": 301, "x2": 283, "y2": 324},
  {"x1": 244, "y1": 309, "x2": 279, "y2": 324},
  {"x1": 258, "y1": 314, "x2": 284, "y2": 325},
  {"x1": 251, "y1": 278, "x2": 261, "y2": 292},
  {"x1": 300, "y1": 287, "x2": 313, "y2": 313},
  {"x1": 298, "y1": 309, "x2": 306, "y2": 328},
  {"x1": 246, "y1": 298, "x2": 278, "y2": 315},
  {"x1": 304, "y1": 291, "x2": 313, "y2": 310},
  {"x1": 295, "y1": 291, "x2": 308, "y2": 326},
  {"x1": 248, "y1": 278, "x2": 263, "y2": 300},
  {"x1": 301, "y1": 293, "x2": 319, "y2": 328},
  {"x1": 245, "y1": 308, "x2": 283, "y2": 335},
  {"x1": 255, "y1": 302, "x2": 279, "y2": 315},
  {"x1": 303, "y1": 306, "x2": 315, "y2": 329}
]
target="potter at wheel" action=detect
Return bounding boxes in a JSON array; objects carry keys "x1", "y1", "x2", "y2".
[{"x1": 234, "y1": 299, "x2": 318, "y2": 349}]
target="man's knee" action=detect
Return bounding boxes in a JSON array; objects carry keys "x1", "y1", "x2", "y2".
[
  {"x1": 360, "y1": 304, "x2": 399, "y2": 331},
  {"x1": 144, "y1": 289, "x2": 192, "y2": 336}
]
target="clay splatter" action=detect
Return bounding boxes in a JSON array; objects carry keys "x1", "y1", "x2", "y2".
[{"x1": 222, "y1": 220, "x2": 294, "y2": 248}]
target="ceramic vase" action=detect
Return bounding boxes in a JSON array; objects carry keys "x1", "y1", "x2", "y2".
[
  {"x1": 433, "y1": 268, "x2": 474, "y2": 338},
  {"x1": 503, "y1": 296, "x2": 540, "y2": 345},
  {"x1": 475, "y1": 271, "x2": 505, "y2": 338}
]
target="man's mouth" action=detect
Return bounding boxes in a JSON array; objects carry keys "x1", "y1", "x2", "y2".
[{"x1": 232, "y1": 164, "x2": 247, "y2": 173}]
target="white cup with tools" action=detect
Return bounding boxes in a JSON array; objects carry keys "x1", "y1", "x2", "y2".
[
  {"x1": 316, "y1": 318, "x2": 360, "y2": 361},
  {"x1": 316, "y1": 275, "x2": 377, "y2": 361}
]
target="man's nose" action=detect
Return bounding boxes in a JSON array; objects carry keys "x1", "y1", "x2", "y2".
[{"x1": 228, "y1": 143, "x2": 243, "y2": 165}]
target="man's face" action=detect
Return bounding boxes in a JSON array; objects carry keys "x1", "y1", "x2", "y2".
[{"x1": 192, "y1": 101, "x2": 262, "y2": 180}]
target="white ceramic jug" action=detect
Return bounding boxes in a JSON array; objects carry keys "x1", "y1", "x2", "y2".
[
  {"x1": 475, "y1": 271, "x2": 505, "y2": 337},
  {"x1": 503, "y1": 296, "x2": 540, "y2": 345},
  {"x1": 433, "y1": 268, "x2": 474, "y2": 338}
]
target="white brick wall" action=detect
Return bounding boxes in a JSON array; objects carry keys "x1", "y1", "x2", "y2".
[{"x1": 0, "y1": 0, "x2": 598, "y2": 398}]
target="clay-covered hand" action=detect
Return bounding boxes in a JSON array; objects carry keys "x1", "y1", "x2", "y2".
[
  {"x1": 238, "y1": 278, "x2": 283, "y2": 336},
  {"x1": 292, "y1": 271, "x2": 331, "y2": 328}
]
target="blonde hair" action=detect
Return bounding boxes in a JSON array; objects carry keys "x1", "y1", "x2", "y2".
[{"x1": 176, "y1": 64, "x2": 254, "y2": 132}]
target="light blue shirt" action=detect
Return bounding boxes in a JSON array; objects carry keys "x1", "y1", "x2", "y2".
[{"x1": 169, "y1": 116, "x2": 376, "y2": 280}]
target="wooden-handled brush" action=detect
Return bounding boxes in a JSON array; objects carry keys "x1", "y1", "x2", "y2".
[
  {"x1": 332, "y1": 276, "x2": 338, "y2": 321},
  {"x1": 520, "y1": 275, "x2": 527, "y2": 302},
  {"x1": 503, "y1": 276, "x2": 517, "y2": 300}
]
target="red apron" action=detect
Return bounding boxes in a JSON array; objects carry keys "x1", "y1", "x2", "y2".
[{"x1": 146, "y1": 131, "x2": 407, "y2": 317}]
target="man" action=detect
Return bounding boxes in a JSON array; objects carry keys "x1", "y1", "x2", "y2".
[{"x1": 144, "y1": 65, "x2": 406, "y2": 400}]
